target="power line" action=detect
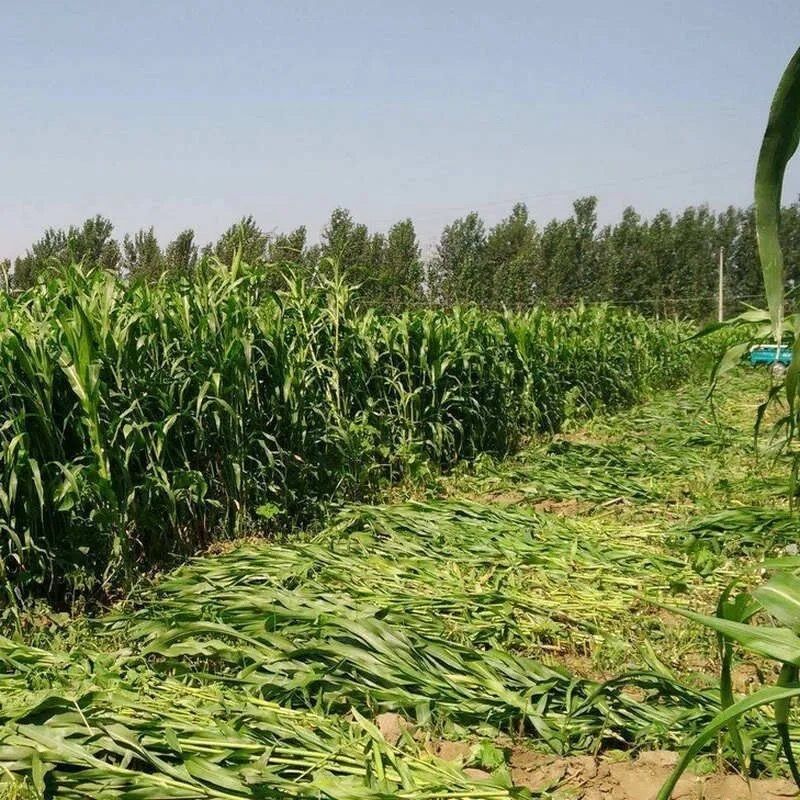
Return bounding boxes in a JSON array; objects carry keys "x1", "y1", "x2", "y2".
[
  {"x1": 576, "y1": 293, "x2": 764, "y2": 307},
  {"x1": 372, "y1": 159, "x2": 742, "y2": 230}
]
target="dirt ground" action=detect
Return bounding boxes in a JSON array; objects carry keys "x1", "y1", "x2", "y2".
[
  {"x1": 421, "y1": 734, "x2": 799, "y2": 799},
  {"x1": 508, "y1": 750, "x2": 798, "y2": 799},
  {"x1": 377, "y1": 660, "x2": 797, "y2": 799}
]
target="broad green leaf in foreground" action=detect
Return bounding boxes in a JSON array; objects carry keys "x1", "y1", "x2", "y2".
[{"x1": 755, "y1": 46, "x2": 800, "y2": 340}]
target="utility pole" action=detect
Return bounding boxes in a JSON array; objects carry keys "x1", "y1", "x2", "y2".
[{"x1": 717, "y1": 246, "x2": 725, "y2": 322}]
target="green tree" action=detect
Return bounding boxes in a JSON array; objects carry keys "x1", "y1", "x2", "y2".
[
  {"x1": 713, "y1": 207, "x2": 741, "y2": 318},
  {"x1": 570, "y1": 196, "x2": 600, "y2": 300},
  {"x1": 364, "y1": 232, "x2": 387, "y2": 301},
  {"x1": 726, "y1": 199, "x2": 800, "y2": 313},
  {"x1": 319, "y1": 208, "x2": 371, "y2": 286},
  {"x1": 70, "y1": 215, "x2": 120, "y2": 272},
  {"x1": 428, "y1": 212, "x2": 487, "y2": 306},
  {"x1": 534, "y1": 198, "x2": 599, "y2": 305},
  {"x1": 380, "y1": 219, "x2": 423, "y2": 309},
  {"x1": 14, "y1": 228, "x2": 68, "y2": 288},
  {"x1": 642, "y1": 210, "x2": 676, "y2": 316},
  {"x1": 669, "y1": 206, "x2": 716, "y2": 318},
  {"x1": 210, "y1": 216, "x2": 269, "y2": 266},
  {"x1": 780, "y1": 198, "x2": 800, "y2": 299},
  {"x1": 266, "y1": 226, "x2": 311, "y2": 287},
  {"x1": 536, "y1": 218, "x2": 572, "y2": 304},
  {"x1": 269, "y1": 226, "x2": 308, "y2": 264},
  {"x1": 164, "y1": 229, "x2": 198, "y2": 278},
  {"x1": 123, "y1": 228, "x2": 163, "y2": 281},
  {"x1": 0, "y1": 259, "x2": 11, "y2": 293},
  {"x1": 726, "y1": 206, "x2": 760, "y2": 306},
  {"x1": 485, "y1": 203, "x2": 538, "y2": 309},
  {"x1": 602, "y1": 206, "x2": 650, "y2": 308},
  {"x1": 13, "y1": 215, "x2": 119, "y2": 288}
]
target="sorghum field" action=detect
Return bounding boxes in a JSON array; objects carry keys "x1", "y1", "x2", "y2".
[
  {"x1": 3, "y1": 262, "x2": 800, "y2": 799},
  {"x1": 0, "y1": 262, "x2": 700, "y2": 605}
]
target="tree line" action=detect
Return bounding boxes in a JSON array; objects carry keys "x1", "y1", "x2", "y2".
[{"x1": 5, "y1": 196, "x2": 800, "y2": 318}]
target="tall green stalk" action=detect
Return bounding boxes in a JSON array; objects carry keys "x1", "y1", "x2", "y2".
[
  {"x1": 755, "y1": 47, "x2": 800, "y2": 342},
  {"x1": 658, "y1": 45, "x2": 800, "y2": 799},
  {"x1": 0, "y1": 261, "x2": 705, "y2": 607}
]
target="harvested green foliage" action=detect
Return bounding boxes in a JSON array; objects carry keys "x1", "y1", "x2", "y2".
[
  {"x1": 2, "y1": 355, "x2": 795, "y2": 797},
  {"x1": 109, "y1": 499, "x2": 717, "y2": 754},
  {"x1": 673, "y1": 506, "x2": 800, "y2": 564},
  {"x1": 0, "y1": 639, "x2": 524, "y2": 798}
]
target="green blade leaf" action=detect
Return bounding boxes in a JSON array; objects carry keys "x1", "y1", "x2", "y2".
[
  {"x1": 755, "y1": 46, "x2": 800, "y2": 340},
  {"x1": 754, "y1": 572, "x2": 800, "y2": 634},
  {"x1": 657, "y1": 685, "x2": 800, "y2": 800},
  {"x1": 662, "y1": 604, "x2": 800, "y2": 665}
]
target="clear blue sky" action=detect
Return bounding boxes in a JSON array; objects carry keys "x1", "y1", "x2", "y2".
[{"x1": 2, "y1": 1, "x2": 800, "y2": 259}]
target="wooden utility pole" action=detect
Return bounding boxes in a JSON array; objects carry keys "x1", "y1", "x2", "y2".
[{"x1": 717, "y1": 247, "x2": 725, "y2": 322}]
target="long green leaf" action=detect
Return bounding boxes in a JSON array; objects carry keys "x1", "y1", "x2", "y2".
[
  {"x1": 657, "y1": 685, "x2": 800, "y2": 800},
  {"x1": 662, "y1": 604, "x2": 800, "y2": 665},
  {"x1": 754, "y1": 572, "x2": 800, "y2": 633},
  {"x1": 755, "y1": 46, "x2": 800, "y2": 340}
]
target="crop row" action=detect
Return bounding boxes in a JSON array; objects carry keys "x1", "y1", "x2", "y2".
[{"x1": 0, "y1": 261, "x2": 709, "y2": 603}]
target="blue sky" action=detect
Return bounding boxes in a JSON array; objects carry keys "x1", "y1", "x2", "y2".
[{"x1": 2, "y1": 1, "x2": 800, "y2": 258}]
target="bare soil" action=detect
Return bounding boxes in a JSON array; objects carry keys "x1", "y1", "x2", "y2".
[
  {"x1": 508, "y1": 750, "x2": 797, "y2": 799},
  {"x1": 532, "y1": 497, "x2": 593, "y2": 515},
  {"x1": 424, "y1": 739, "x2": 798, "y2": 799},
  {"x1": 480, "y1": 491, "x2": 592, "y2": 516}
]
